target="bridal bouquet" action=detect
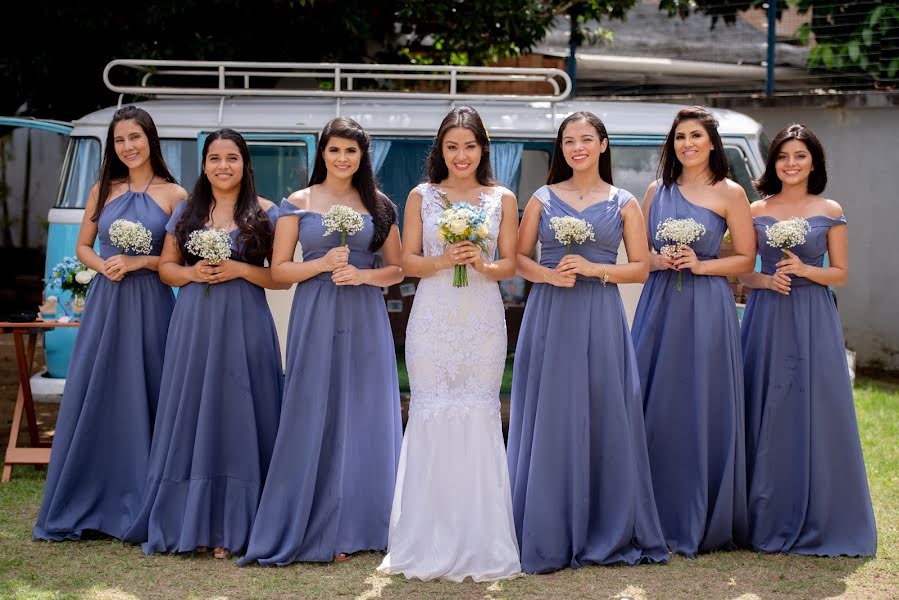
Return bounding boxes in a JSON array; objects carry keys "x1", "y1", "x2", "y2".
[
  {"x1": 109, "y1": 219, "x2": 154, "y2": 255},
  {"x1": 655, "y1": 217, "x2": 707, "y2": 291},
  {"x1": 185, "y1": 228, "x2": 232, "y2": 296},
  {"x1": 549, "y1": 216, "x2": 595, "y2": 254},
  {"x1": 436, "y1": 199, "x2": 491, "y2": 288},
  {"x1": 765, "y1": 217, "x2": 810, "y2": 258},
  {"x1": 322, "y1": 204, "x2": 365, "y2": 245}
]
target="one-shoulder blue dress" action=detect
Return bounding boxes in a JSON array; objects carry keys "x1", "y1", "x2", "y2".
[{"x1": 631, "y1": 182, "x2": 749, "y2": 556}]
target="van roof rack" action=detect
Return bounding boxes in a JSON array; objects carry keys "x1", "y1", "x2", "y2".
[{"x1": 103, "y1": 59, "x2": 572, "y2": 104}]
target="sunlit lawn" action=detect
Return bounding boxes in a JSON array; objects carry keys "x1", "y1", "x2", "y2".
[{"x1": 0, "y1": 377, "x2": 895, "y2": 599}]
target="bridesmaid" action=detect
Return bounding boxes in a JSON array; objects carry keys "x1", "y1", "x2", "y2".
[
  {"x1": 507, "y1": 111, "x2": 668, "y2": 573},
  {"x1": 238, "y1": 117, "x2": 403, "y2": 566},
  {"x1": 124, "y1": 129, "x2": 285, "y2": 558},
  {"x1": 739, "y1": 124, "x2": 876, "y2": 556},
  {"x1": 34, "y1": 106, "x2": 185, "y2": 541},
  {"x1": 631, "y1": 106, "x2": 755, "y2": 557}
]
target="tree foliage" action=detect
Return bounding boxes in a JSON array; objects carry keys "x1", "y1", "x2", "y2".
[{"x1": 660, "y1": 0, "x2": 898, "y2": 87}]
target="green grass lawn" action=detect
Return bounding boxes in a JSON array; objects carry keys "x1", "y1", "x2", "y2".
[{"x1": 0, "y1": 378, "x2": 896, "y2": 599}]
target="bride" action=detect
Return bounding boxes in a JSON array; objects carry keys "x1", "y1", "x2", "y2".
[{"x1": 377, "y1": 106, "x2": 521, "y2": 581}]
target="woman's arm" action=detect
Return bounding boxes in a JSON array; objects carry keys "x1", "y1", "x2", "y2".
[
  {"x1": 516, "y1": 196, "x2": 574, "y2": 287},
  {"x1": 556, "y1": 198, "x2": 650, "y2": 284},
  {"x1": 464, "y1": 191, "x2": 518, "y2": 281},
  {"x1": 777, "y1": 201, "x2": 848, "y2": 287},
  {"x1": 333, "y1": 224, "x2": 405, "y2": 287},
  {"x1": 400, "y1": 190, "x2": 460, "y2": 278},
  {"x1": 642, "y1": 181, "x2": 676, "y2": 273},
  {"x1": 158, "y1": 234, "x2": 206, "y2": 287},
  {"x1": 269, "y1": 215, "x2": 349, "y2": 284},
  {"x1": 673, "y1": 182, "x2": 756, "y2": 277}
]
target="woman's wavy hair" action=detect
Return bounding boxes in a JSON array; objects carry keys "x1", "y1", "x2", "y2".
[
  {"x1": 93, "y1": 105, "x2": 176, "y2": 221},
  {"x1": 658, "y1": 105, "x2": 730, "y2": 187},
  {"x1": 547, "y1": 111, "x2": 613, "y2": 185},
  {"x1": 425, "y1": 105, "x2": 495, "y2": 186},
  {"x1": 309, "y1": 117, "x2": 396, "y2": 251},
  {"x1": 754, "y1": 123, "x2": 827, "y2": 196},
  {"x1": 174, "y1": 129, "x2": 273, "y2": 266}
]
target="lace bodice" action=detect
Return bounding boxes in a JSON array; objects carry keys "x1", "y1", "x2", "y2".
[{"x1": 405, "y1": 183, "x2": 508, "y2": 421}]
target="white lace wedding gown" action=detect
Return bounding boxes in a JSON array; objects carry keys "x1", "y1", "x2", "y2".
[{"x1": 377, "y1": 183, "x2": 521, "y2": 582}]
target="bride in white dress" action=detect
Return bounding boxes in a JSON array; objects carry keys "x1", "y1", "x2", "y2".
[{"x1": 377, "y1": 106, "x2": 522, "y2": 581}]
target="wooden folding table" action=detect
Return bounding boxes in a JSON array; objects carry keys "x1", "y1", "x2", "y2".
[{"x1": 1, "y1": 320, "x2": 79, "y2": 482}]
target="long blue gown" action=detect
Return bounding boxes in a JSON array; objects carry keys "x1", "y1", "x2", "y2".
[
  {"x1": 238, "y1": 199, "x2": 402, "y2": 566},
  {"x1": 741, "y1": 214, "x2": 876, "y2": 556},
  {"x1": 34, "y1": 184, "x2": 176, "y2": 541},
  {"x1": 631, "y1": 182, "x2": 749, "y2": 557},
  {"x1": 124, "y1": 201, "x2": 283, "y2": 555},
  {"x1": 507, "y1": 185, "x2": 668, "y2": 573}
]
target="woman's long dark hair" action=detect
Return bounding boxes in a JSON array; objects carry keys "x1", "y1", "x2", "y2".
[
  {"x1": 547, "y1": 111, "x2": 613, "y2": 185},
  {"x1": 754, "y1": 123, "x2": 828, "y2": 196},
  {"x1": 309, "y1": 117, "x2": 396, "y2": 251},
  {"x1": 93, "y1": 105, "x2": 176, "y2": 221},
  {"x1": 174, "y1": 129, "x2": 273, "y2": 266},
  {"x1": 425, "y1": 105, "x2": 495, "y2": 187},
  {"x1": 658, "y1": 106, "x2": 730, "y2": 187}
]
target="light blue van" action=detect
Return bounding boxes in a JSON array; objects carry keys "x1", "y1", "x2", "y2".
[{"x1": 3, "y1": 59, "x2": 768, "y2": 379}]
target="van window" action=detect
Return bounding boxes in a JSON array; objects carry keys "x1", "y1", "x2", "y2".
[
  {"x1": 725, "y1": 147, "x2": 759, "y2": 201},
  {"x1": 613, "y1": 145, "x2": 661, "y2": 200},
  {"x1": 57, "y1": 138, "x2": 101, "y2": 208},
  {"x1": 162, "y1": 140, "x2": 199, "y2": 192},
  {"x1": 246, "y1": 141, "x2": 309, "y2": 202}
]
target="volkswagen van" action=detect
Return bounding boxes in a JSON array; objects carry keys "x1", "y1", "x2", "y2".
[{"x1": 4, "y1": 59, "x2": 768, "y2": 378}]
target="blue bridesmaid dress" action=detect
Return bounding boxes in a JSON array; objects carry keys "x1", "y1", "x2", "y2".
[
  {"x1": 34, "y1": 181, "x2": 176, "y2": 541},
  {"x1": 238, "y1": 199, "x2": 402, "y2": 566},
  {"x1": 631, "y1": 182, "x2": 749, "y2": 557},
  {"x1": 507, "y1": 185, "x2": 668, "y2": 573},
  {"x1": 741, "y1": 214, "x2": 876, "y2": 556},
  {"x1": 125, "y1": 201, "x2": 283, "y2": 555}
]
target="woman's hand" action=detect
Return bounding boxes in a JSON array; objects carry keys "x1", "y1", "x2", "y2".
[
  {"x1": 556, "y1": 254, "x2": 591, "y2": 277},
  {"x1": 775, "y1": 249, "x2": 810, "y2": 279},
  {"x1": 672, "y1": 245, "x2": 705, "y2": 275},
  {"x1": 455, "y1": 241, "x2": 487, "y2": 273},
  {"x1": 103, "y1": 254, "x2": 142, "y2": 281},
  {"x1": 650, "y1": 251, "x2": 675, "y2": 271},
  {"x1": 332, "y1": 264, "x2": 366, "y2": 286},
  {"x1": 545, "y1": 267, "x2": 576, "y2": 288},
  {"x1": 320, "y1": 246, "x2": 350, "y2": 272},
  {"x1": 204, "y1": 259, "x2": 246, "y2": 284},
  {"x1": 765, "y1": 271, "x2": 792, "y2": 295}
]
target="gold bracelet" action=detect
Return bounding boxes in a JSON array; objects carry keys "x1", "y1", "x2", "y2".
[{"x1": 601, "y1": 264, "x2": 609, "y2": 287}]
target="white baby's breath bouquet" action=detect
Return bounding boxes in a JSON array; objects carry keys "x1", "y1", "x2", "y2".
[
  {"x1": 435, "y1": 192, "x2": 491, "y2": 288},
  {"x1": 765, "y1": 217, "x2": 810, "y2": 258},
  {"x1": 655, "y1": 217, "x2": 707, "y2": 291},
  {"x1": 109, "y1": 219, "x2": 154, "y2": 255},
  {"x1": 185, "y1": 228, "x2": 232, "y2": 296},
  {"x1": 322, "y1": 204, "x2": 365, "y2": 245},
  {"x1": 549, "y1": 216, "x2": 595, "y2": 254}
]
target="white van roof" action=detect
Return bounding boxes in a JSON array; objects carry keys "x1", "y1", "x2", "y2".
[{"x1": 72, "y1": 97, "x2": 762, "y2": 140}]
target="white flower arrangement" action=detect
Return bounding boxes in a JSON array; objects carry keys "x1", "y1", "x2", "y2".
[
  {"x1": 765, "y1": 217, "x2": 811, "y2": 257},
  {"x1": 321, "y1": 204, "x2": 365, "y2": 245},
  {"x1": 185, "y1": 228, "x2": 232, "y2": 296},
  {"x1": 108, "y1": 219, "x2": 154, "y2": 255},
  {"x1": 435, "y1": 194, "x2": 491, "y2": 287},
  {"x1": 655, "y1": 217, "x2": 707, "y2": 291},
  {"x1": 549, "y1": 216, "x2": 595, "y2": 254}
]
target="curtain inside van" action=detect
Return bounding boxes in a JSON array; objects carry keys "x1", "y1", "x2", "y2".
[
  {"x1": 371, "y1": 140, "x2": 391, "y2": 175},
  {"x1": 490, "y1": 142, "x2": 523, "y2": 199}
]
